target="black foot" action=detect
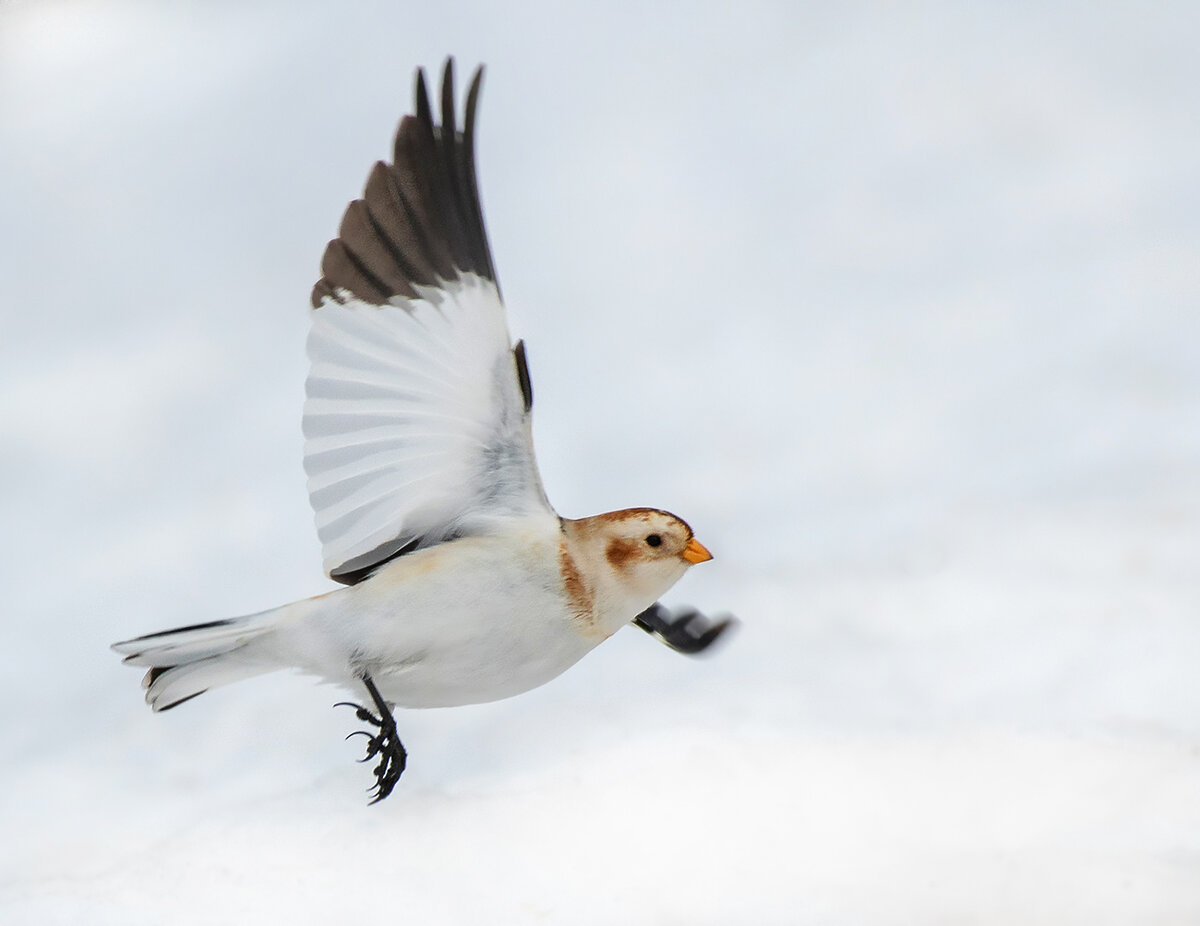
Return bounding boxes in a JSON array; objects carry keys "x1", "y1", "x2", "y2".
[
  {"x1": 335, "y1": 673, "x2": 407, "y2": 803},
  {"x1": 633, "y1": 602, "x2": 737, "y2": 655}
]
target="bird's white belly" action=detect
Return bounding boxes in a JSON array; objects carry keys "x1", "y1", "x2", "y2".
[{"x1": 287, "y1": 532, "x2": 599, "y2": 708}]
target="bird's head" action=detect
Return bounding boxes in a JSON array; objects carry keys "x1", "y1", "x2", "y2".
[{"x1": 562, "y1": 508, "x2": 711, "y2": 634}]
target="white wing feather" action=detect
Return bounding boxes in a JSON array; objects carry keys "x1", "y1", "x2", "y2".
[{"x1": 303, "y1": 273, "x2": 548, "y2": 579}]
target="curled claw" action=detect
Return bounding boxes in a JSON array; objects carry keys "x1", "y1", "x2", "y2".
[
  {"x1": 334, "y1": 673, "x2": 409, "y2": 803},
  {"x1": 344, "y1": 729, "x2": 383, "y2": 762},
  {"x1": 334, "y1": 701, "x2": 382, "y2": 726}
]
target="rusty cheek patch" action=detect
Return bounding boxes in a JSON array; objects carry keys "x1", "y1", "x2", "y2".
[
  {"x1": 559, "y1": 539, "x2": 597, "y2": 631},
  {"x1": 605, "y1": 538, "x2": 640, "y2": 571}
]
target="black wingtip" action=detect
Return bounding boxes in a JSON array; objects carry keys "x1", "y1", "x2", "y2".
[
  {"x1": 514, "y1": 340, "x2": 533, "y2": 413},
  {"x1": 414, "y1": 67, "x2": 433, "y2": 131},
  {"x1": 440, "y1": 57, "x2": 457, "y2": 136},
  {"x1": 313, "y1": 59, "x2": 498, "y2": 308},
  {"x1": 118, "y1": 618, "x2": 236, "y2": 646},
  {"x1": 156, "y1": 689, "x2": 207, "y2": 712},
  {"x1": 461, "y1": 61, "x2": 496, "y2": 287},
  {"x1": 464, "y1": 64, "x2": 485, "y2": 143},
  {"x1": 632, "y1": 604, "x2": 738, "y2": 656},
  {"x1": 467, "y1": 63, "x2": 485, "y2": 98}
]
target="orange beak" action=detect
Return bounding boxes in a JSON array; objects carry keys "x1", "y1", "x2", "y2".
[{"x1": 682, "y1": 537, "x2": 713, "y2": 565}]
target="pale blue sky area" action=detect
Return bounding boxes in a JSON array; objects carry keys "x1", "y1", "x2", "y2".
[{"x1": 2, "y1": 2, "x2": 1198, "y2": 922}]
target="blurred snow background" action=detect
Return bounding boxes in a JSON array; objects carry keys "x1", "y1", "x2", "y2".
[{"x1": 2, "y1": 1, "x2": 1199, "y2": 922}]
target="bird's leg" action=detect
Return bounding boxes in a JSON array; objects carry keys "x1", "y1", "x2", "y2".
[
  {"x1": 633, "y1": 602, "x2": 736, "y2": 655},
  {"x1": 334, "y1": 672, "x2": 408, "y2": 803}
]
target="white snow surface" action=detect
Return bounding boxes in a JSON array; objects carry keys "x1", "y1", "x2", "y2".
[{"x1": 2, "y1": 2, "x2": 1199, "y2": 923}]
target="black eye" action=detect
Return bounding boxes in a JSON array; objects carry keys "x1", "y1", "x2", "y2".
[{"x1": 645, "y1": 534, "x2": 662, "y2": 547}]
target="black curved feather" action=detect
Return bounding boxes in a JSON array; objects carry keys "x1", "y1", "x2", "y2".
[{"x1": 312, "y1": 58, "x2": 496, "y2": 308}]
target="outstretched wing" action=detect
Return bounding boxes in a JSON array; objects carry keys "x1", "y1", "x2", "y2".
[{"x1": 304, "y1": 60, "x2": 549, "y2": 585}]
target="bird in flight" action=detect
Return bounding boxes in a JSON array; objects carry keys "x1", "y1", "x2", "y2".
[{"x1": 113, "y1": 59, "x2": 733, "y2": 802}]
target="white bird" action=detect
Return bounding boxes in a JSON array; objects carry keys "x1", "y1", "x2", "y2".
[{"x1": 113, "y1": 59, "x2": 732, "y2": 801}]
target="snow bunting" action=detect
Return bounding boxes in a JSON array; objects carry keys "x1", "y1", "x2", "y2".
[{"x1": 113, "y1": 59, "x2": 732, "y2": 802}]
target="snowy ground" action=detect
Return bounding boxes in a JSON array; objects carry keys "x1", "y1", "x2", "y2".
[{"x1": 2, "y1": 2, "x2": 1199, "y2": 923}]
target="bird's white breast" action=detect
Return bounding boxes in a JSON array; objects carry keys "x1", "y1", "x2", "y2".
[{"x1": 281, "y1": 522, "x2": 600, "y2": 708}]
